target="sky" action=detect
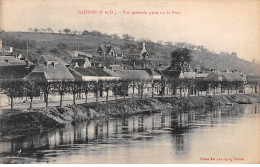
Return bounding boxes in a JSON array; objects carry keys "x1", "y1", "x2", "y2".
[{"x1": 1, "y1": 0, "x2": 260, "y2": 61}]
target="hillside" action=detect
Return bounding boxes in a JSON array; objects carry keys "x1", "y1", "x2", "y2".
[{"x1": 0, "y1": 31, "x2": 259, "y2": 74}]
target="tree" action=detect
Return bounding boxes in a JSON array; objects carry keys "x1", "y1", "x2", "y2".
[
  {"x1": 39, "y1": 28, "x2": 45, "y2": 33},
  {"x1": 54, "y1": 81, "x2": 69, "y2": 106},
  {"x1": 111, "y1": 34, "x2": 120, "y2": 39},
  {"x1": 170, "y1": 48, "x2": 192, "y2": 72},
  {"x1": 129, "y1": 80, "x2": 137, "y2": 98},
  {"x1": 33, "y1": 28, "x2": 39, "y2": 33},
  {"x1": 1, "y1": 80, "x2": 25, "y2": 109},
  {"x1": 165, "y1": 41, "x2": 173, "y2": 46},
  {"x1": 82, "y1": 81, "x2": 91, "y2": 103},
  {"x1": 57, "y1": 42, "x2": 68, "y2": 50},
  {"x1": 25, "y1": 81, "x2": 41, "y2": 109},
  {"x1": 41, "y1": 81, "x2": 52, "y2": 107},
  {"x1": 82, "y1": 30, "x2": 89, "y2": 35},
  {"x1": 122, "y1": 34, "x2": 135, "y2": 41},
  {"x1": 103, "y1": 80, "x2": 113, "y2": 102},
  {"x1": 63, "y1": 28, "x2": 71, "y2": 34},
  {"x1": 46, "y1": 27, "x2": 54, "y2": 33},
  {"x1": 68, "y1": 81, "x2": 82, "y2": 105},
  {"x1": 28, "y1": 27, "x2": 33, "y2": 32}
]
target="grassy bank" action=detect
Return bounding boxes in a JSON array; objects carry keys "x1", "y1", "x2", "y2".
[{"x1": 0, "y1": 94, "x2": 260, "y2": 138}]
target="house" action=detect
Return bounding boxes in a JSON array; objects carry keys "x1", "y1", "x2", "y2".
[
  {"x1": 0, "y1": 62, "x2": 35, "y2": 81},
  {"x1": 69, "y1": 67, "x2": 120, "y2": 82},
  {"x1": 135, "y1": 69, "x2": 161, "y2": 80},
  {"x1": 26, "y1": 54, "x2": 74, "y2": 82},
  {"x1": 222, "y1": 72, "x2": 243, "y2": 82},
  {"x1": 157, "y1": 70, "x2": 182, "y2": 81},
  {"x1": 68, "y1": 51, "x2": 93, "y2": 59},
  {"x1": 97, "y1": 44, "x2": 116, "y2": 57},
  {"x1": 183, "y1": 72, "x2": 196, "y2": 79},
  {"x1": 246, "y1": 75, "x2": 260, "y2": 93},
  {"x1": 0, "y1": 55, "x2": 35, "y2": 81},
  {"x1": 70, "y1": 57, "x2": 91, "y2": 68},
  {"x1": 96, "y1": 44, "x2": 124, "y2": 59},
  {"x1": 125, "y1": 42, "x2": 149, "y2": 60},
  {"x1": 195, "y1": 72, "x2": 219, "y2": 81}
]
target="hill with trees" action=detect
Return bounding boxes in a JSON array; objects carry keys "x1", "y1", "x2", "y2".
[{"x1": 0, "y1": 29, "x2": 259, "y2": 74}]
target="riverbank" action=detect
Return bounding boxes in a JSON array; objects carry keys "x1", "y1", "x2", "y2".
[{"x1": 1, "y1": 94, "x2": 260, "y2": 138}]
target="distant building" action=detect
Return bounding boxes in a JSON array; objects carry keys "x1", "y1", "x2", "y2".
[
  {"x1": 0, "y1": 54, "x2": 35, "y2": 81},
  {"x1": 125, "y1": 42, "x2": 149, "y2": 60},
  {"x1": 25, "y1": 54, "x2": 74, "y2": 82},
  {"x1": 96, "y1": 44, "x2": 124, "y2": 59},
  {"x1": 195, "y1": 72, "x2": 219, "y2": 81},
  {"x1": 69, "y1": 67, "x2": 119, "y2": 82}
]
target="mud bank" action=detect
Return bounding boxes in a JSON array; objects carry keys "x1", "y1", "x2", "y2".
[{"x1": 1, "y1": 94, "x2": 259, "y2": 137}]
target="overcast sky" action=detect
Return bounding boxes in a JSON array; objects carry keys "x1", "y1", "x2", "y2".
[{"x1": 1, "y1": 0, "x2": 259, "y2": 61}]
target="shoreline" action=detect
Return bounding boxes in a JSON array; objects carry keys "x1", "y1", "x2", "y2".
[{"x1": 0, "y1": 94, "x2": 260, "y2": 138}]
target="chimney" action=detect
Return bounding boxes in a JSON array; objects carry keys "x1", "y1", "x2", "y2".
[
  {"x1": 25, "y1": 60, "x2": 30, "y2": 68},
  {"x1": 51, "y1": 62, "x2": 55, "y2": 68},
  {"x1": 9, "y1": 47, "x2": 13, "y2": 53},
  {"x1": 44, "y1": 61, "x2": 48, "y2": 67}
]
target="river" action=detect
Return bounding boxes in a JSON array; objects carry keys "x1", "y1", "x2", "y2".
[{"x1": 0, "y1": 104, "x2": 259, "y2": 164}]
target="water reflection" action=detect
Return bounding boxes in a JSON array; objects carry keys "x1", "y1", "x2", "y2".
[{"x1": 1, "y1": 104, "x2": 259, "y2": 164}]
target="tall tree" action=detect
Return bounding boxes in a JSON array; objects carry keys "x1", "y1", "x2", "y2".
[
  {"x1": 170, "y1": 48, "x2": 192, "y2": 72},
  {"x1": 63, "y1": 28, "x2": 71, "y2": 34}
]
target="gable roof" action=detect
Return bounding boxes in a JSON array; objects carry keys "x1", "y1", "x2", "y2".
[
  {"x1": 39, "y1": 54, "x2": 69, "y2": 66},
  {"x1": 70, "y1": 58, "x2": 87, "y2": 67},
  {"x1": 24, "y1": 71, "x2": 48, "y2": 82},
  {"x1": 32, "y1": 64, "x2": 74, "y2": 81},
  {"x1": 157, "y1": 70, "x2": 181, "y2": 80}
]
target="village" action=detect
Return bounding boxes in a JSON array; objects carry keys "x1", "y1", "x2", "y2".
[{"x1": 0, "y1": 38, "x2": 259, "y2": 110}]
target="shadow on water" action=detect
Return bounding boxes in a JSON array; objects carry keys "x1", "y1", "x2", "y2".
[{"x1": 0, "y1": 104, "x2": 259, "y2": 163}]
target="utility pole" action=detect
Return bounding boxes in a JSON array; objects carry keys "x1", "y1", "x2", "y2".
[{"x1": 27, "y1": 40, "x2": 29, "y2": 59}]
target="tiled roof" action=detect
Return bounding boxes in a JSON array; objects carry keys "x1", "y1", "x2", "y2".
[
  {"x1": 0, "y1": 64, "x2": 36, "y2": 80},
  {"x1": 114, "y1": 47, "x2": 123, "y2": 54},
  {"x1": 32, "y1": 64, "x2": 74, "y2": 81},
  {"x1": 72, "y1": 67, "x2": 111, "y2": 77},
  {"x1": 70, "y1": 58, "x2": 86, "y2": 67},
  {"x1": 104, "y1": 69, "x2": 124, "y2": 78},
  {"x1": 119, "y1": 70, "x2": 152, "y2": 80},
  {"x1": 24, "y1": 71, "x2": 48, "y2": 82},
  {"x1": 40, "y1": 54, "x2": 69, "y2": 66},
  {"x1": 247, "y1": 75, "x2": 260, "y2": 82},
  {"x1": 157, "y1": 70, "x2": 181, "y2": 80},
  {"x1": 222, "y1": 72, "x2": 242, "y2": 81}
]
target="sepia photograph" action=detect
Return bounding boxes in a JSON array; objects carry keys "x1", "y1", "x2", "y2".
[{"x1": 0, "y1": 0, "x2": 259, "y2": 164}]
